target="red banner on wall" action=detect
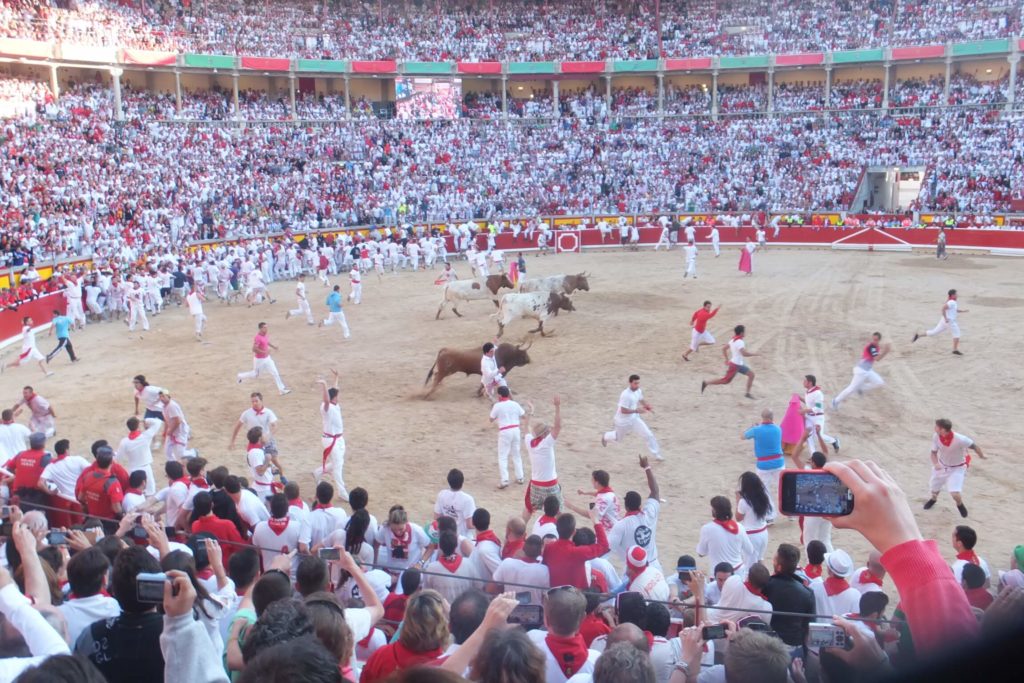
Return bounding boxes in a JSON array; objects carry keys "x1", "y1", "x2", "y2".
[
  {"x1": 0, "y1": 292, "x2": 66, "y2": 351},
  {"x1": 892, "y1": 45, "x2": 945, "y2": 60},
  {"x1": 351, "y1": 60, "x2": 398, "y2": 74},
  {"x1": 775, "y1": 53, "x2": 824, "y2": 66},
  {"x1": 457, "y1": 61, "x2": 502, "y2": 75},
  {"x1": 121, "y1": 49, "x2": 177, "y2": 66},
  {"x1": 664, "y1": 58, "x2": 713, "y2": 71},
  {"x1": 560, "y1": 61, "x2": 606, "y2": 74},
  {"x1": 240, "y1": 56, "x2": 291, "y2": 71}
]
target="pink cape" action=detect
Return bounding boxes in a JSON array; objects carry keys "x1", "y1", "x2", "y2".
[
  {"x1": 738, "y1": 246, "x2": 752, "y2": 273},
  {"x1": 508, "y1": 261, "x2": 520, "y2": 286},
  {"x1": 781, "y1": 393, "x2": 805, "y2": 444}
]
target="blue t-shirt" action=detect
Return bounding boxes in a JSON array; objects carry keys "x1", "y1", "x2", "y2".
[
  {"x1": 327, "y1": 291, "x2": 342, "y2": 313},
  {"x1": 53, "y1": 315, "x2": 72, "y2": 338},
  {"x1": 743, "y1": 422, "x2": 784, "y2": 469}
]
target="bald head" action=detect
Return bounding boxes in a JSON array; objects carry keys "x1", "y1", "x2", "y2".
[
  {"x1": 606, "y1": 623, "x2": 650, "y2": 653},
  {"x1": 867, "y1": 550, "x2": 885, "y2": 575},
  {"x1": 761, "y1": 409, "x2": 774, "y2": 422}
]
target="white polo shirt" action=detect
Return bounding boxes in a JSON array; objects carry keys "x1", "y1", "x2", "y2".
[
  {"x1": 696, "y1": 520, "x2": 753, "y2": 573},
  {"x1": 614, "y1": 388, "x2": 643, "y2": 424},
  {"x1": 434, "y1": 489, "x2": 476, "y2": 534},
  {"x1": 526, "y1": 433, "x2": 557, "y2": 482},
  {"x1": 932, "y1": 432, "x2": 974, "y2": 467},
  {"x1": 608, "y1": 499, "x2": 661, "y2": 565},
  {"x1": 490, "y1": 399, "x2": 525, "y2": 429}
]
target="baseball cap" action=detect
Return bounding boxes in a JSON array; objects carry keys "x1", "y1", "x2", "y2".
[{"x1": 825, "y1": 550, "x2": 853, "y2": 578}]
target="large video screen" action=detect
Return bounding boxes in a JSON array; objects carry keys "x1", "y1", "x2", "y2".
[{"x1": 395, "y1": 77, "x2": 461, "y2": 120}]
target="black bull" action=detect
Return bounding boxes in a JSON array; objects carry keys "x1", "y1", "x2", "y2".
[{"x1": 423, "y1": 342, "x2": 531, "y2": 398}]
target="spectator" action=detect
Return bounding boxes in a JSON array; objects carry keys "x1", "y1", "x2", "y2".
[
  {"x1": 58, "y1": 547, "x2": 120, "y2": 644},
  {"x1": 543, "y1": 511, "x2": 610, "y2": 589},
  {"x1": 360, "y1": 589, "x2": 450, "y2": 682},
  {"x1": 761, "y1": 543, "x2": 815, "y2": 649}
]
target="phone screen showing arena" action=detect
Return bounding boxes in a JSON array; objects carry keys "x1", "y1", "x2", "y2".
[
  {"x1": 396, "y1": 78, "x2": 462, "y2": 120},
  {"x1": 792, "y1": 473, "x2": 851, "y2": 515}
]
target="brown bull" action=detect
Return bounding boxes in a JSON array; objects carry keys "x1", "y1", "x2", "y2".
[{"x1": 423, "y1": 341, "x2": 532, "y2": 398}]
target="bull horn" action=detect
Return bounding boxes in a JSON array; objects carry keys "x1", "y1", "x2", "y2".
[{"x1": 517, "y1": 339, "x2": 533, "y2": 351}]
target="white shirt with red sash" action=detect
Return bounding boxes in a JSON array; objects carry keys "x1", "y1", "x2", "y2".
[
  {"x1": 849, "y1": 567, "x2": 885, "y2": 594},
  {"x1": 424, "y1": 554, "x2": 477, "y2": 604},
  {"x1": 810, "y1": 577, "x2": 862, "y2": 621},
  {"x1": 527, "y1": 629, "x2": 600, "y2": 683},
  {"x1": 252, "y1": 516, "x2": 304, "y2": 578},
  {"x1": 696, "y1": 519, "x2": 753, "y2": 575},
  {"x1": 468, "y1": 530, "x2": 503, "y2": 581},
  {"x1": 708, "y1": 574, "x2": 772, "y2": 623}
]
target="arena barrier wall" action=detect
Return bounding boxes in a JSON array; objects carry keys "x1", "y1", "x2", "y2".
[{"x1": 0, "y1": 291, "x2": 67, "y2": 352}]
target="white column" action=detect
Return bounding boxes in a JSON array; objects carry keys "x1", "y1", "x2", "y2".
[
  {"x1": 657, "y1": 72, "x2": 664, "y2": 115},
  {"x1": 501, "y1": 75, "x2": 508, "y2": 118},
  {"x1": 552, "y1": 79, "x2": 560, "y2": 117},
  {"x1": 767, "y1": 67, "x2": 774, "y2": 113},
  {"x1": 604, "y1": 74, "x2": 611, "y2": 110},
  {"x1": 232, "y1": 73, "x2": 240, "y2": 120},
  {"x1": 111, "y1": 68, "x2": 123, "y2": 122},
  {"x1": 174, "y1": 69, "x2": 182, "y2": 114},
  {"x1": 882, "y1": 62, "x2": 890, "y2": 110},
  {"x1": 711, "y1": 70, "x2": 719, "y2": 119},
  {"x1": 344, "y1": 75, "x2": 351, "y2": 118},
  {"x1": 824, "y1": 64, "x2": 832, "y2": 108},
  {"x1": 49, "y1": 64, "x2": 60, "y2": 100},
  {"x1": 289, "y1": 75, "x2": 297, "y2": 119},
  {"x1": 943, "y1": 55, "x2": 952, "y2": 104},
  {"x1": 1008, "y1": 54, "x2": 1020, "y2": 109}
]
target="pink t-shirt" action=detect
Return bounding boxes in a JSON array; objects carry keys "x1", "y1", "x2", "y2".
[{"x1": 253, "y1": 333, "x2": 270, "y2": 359}]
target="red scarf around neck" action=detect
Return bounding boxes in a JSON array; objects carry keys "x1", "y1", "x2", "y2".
[
  {"x1": 544, "y1": 633, "x2": 589, "y2": 677},
  {"x1": 824, "y1": 576, "x2": 851, "y2": 597},
  {"x1": 127, "y1": 430, "x2": 142, "y2": 440},
  {"x1": 714, "y1": 519, "x2": 739, "y2": 534},
  {"x1": 956, "y1": 550, "x2": 981, "y2": 565},
  {"x1": 267, "y1": 517, "x2": 290, "y2": 536},
  {"x1": 538, "y1": 515, "x2": 558, "y2": 526},
  {"x1": 857, "y1": 569, "x2": 884, "y2": 587},
  {"x1": 475, "y1": 530, "x2": 501, "y2": 548},
  {"x1": 313, "y1": 502, "x2": 332, "y2": 511},
  {"x1": 806, "y1": 386, "x2": 821, "y2": 394},
  {"x1": 804, "y1": 563, "x2": 823, "y2": 580},
  {"x1": 938, "y1": 431, "x2": 955, "y2": 447},
  {"x1": 288, "y1": 497, "x2": 303, "y2": 509},
  {"x1": 530, "y1": 433, "x2": 547, "y2": 449},
  {"x1": 438, "y1": 554, "x2": 462, "y2": 573},
  {"x1": 744, "y1": 581, "x2": 766, "y2": 598},
  {"x1": 595, "y1": 487, "x2": 614, "y2": 496},
  {"x1": 502, "y1": 538, "x2": 525, "y2": 559},
  {"x1": 191, "y1": 477, "x2": 209, "y2": 489}
]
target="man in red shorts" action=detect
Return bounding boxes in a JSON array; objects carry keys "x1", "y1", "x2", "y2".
[{"x1": 701, "y1": 324, "x2": 759, "y2": 399}]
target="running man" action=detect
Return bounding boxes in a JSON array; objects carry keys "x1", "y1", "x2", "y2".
[
  {"x1": 798, "y1": 374, "x2": 839, "y2": 460},
  {"x1": 913, "y1": 289, "x2": 967, "y2": 355},
  {"x1": 236, "y1": 322, "x2": 292, "y2": 395},
  {"x1": 315, "y1": 369, "x2": 347, "y2": 502},
  {"x1": 602, "y1": 374, "x2": 662, "y2": 460},
  {"x1": 348, "y1": 264, "x2": 362, "y2": 305},
  {"x1": 12, "y1": 386, "x2": 56, "y2": 437},
  {"x1": 708, "y1": 225, "x2": 721, "y2": 257},
  {"x1": 126, "y1": 280, "x2": 148, "y2": 332},
  {"x1": 45, "y1": 309, "x2": 79, "y2": 364},
  {"x1": 923, "y1": 418, "x2": 987, "y2": 518},
  {"x1": 682, "y1": 300, "x2": 719, "y2": 362},
  {"x1": 185, "y1": 283, "x2": 207, "y2": 340},
  {"x1": 522, "y1": 395, "x2": 563, "y2": 519},
  {"x1": 701, "y1": 325, "x2": 757, "y2": 399},
  {"x1": 481, "y1": 342, "x2": 507, "y2": 402},
  {"x1": 229, "y1": 392, "x2": 279, "y2": 455},
  {"x1": 158, "y1": 390, "x2": 193, "y2": 461},
  {"x1": 318, "y1": 285, "x2": 351, "y2": 338},
  {"x1": 489, "y1": 385, "x2": 525, "y2": 490},
  {"x1": 683, "y1": 241, "x2": 698, "y2": 279},
  {"x1": 832, "y1": 332, "x2": 890, "y2": 410},
  {"x1": 3, "y1": 317, "x2": 52, "y2": 376},
  {"x1": 133, "y1": 375, "x2": 164, "y2": 421},
  {"x1": 285, "y1": 273, "x2": 315, "y2": 325}
]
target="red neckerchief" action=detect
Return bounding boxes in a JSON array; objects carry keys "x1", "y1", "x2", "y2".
[
  {"x1": 732, "y1": 335, "x2": 742, "y2": 342},
  {"x1": 253, "y1": 408, "x2": 265, "y2": 416},
  {"x1": 191, "y1": 477, "x2": 209, "y2": 489},
  {"x1": 857, "y1": 569, "x2": 884, "y2": 587},
  {"x1": 544, "y1": 633, "x2": 589, "y2": 677},
  {"x1": 744, "y1": 581, "x2": 766, "y2": 598},
  {"x1": 438, "y1": 554, "x2": 462, "y2": 573},
  {"x1": 713, "y1": 519, "x2": 739, "y2": 534},
  {"x1": 530, "y1": 433, "x2": 547, "y2": 449},
  {"x1": 357, "y1": 630, "x2": 375, "y2": 649},
  {"x1": 502, "y1": 538, "x2": 525, "y2": 559},
  {"x1": 127, "y1": 431, "x2": 142, "y2": 440},
  {"x1": 197, "y1": 567, "x2": 214, "y2": 581},
  {"x1": 341, "y1": 664, "x2": 355, "y2": 683},
  {"x1": 824, "y1": 576, "x2": 851, "y2": 597},
  {"x1": 171, "y1": 476, "x2": 190, "y2": 488},
  {"x1": 938, "y1": 431, "x2": 955, "y2": 447},
  {"x1": 538, "y1": 515, "x2": 558, "y2": 526},
  {"x1": 804, "y1": 563, "x2": 823, "y2": 580},
  {"x1": 590, "y1": 568, "x2": 609, "y2": 592},
  {"x1": 806, "y1": 386, "x2": 821, "y2": 394},
  {"x1": 594, "y1": 487, "x2": 614, "y2": 496},
  {"x1": 624, "y1": 510, "x2": 642, "y2": 518},
  {"x1": 475, "y1": 530, "x2": 502, "y2": 548},
  {"x1": 313, "y1": 502, "x2": 332, "y2": 511},
  {"x1": 390, "y1": 525, "x2": 412, "y2": 552},
  {"x1": 642, "y1": 631, "x2": 656, "y2": 649},
  {"x1": 126, "y1": 487, "x2": 144, "y2": 496},
  {"x1": 498, "y1": 396, "x2": 510, "y2": 402},
  {"x1": 68, "y1": 589, "x2": 112, "y2": 600},
  {"x1": 956, "y1": 550, "x2": 981, "y2": 565},
  {"x1": 267, "y1": 517, "x2": 290, "y2": 536},
  {"x1": 288, "y1": 497, "x2": 303, "y2": 509}
]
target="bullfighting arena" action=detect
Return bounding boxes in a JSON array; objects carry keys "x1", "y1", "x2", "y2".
[{"x1": 7, "y1": 246, "x2": 1023, "y2": 574}]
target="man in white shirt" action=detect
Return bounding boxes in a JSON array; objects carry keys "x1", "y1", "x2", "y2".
[
  {"x1": 914, "y1": 288, "x2": 967, "y2": 355},
  {"x1": 468, "y1": 508, "x2": 503, "y2": 581},
  {"x1": 708, "y1": 563, "x2": 772, "y2": 623},
  {"x1": 244, "y1": 425, "x2": 279, "y2": 502},
  {"x1": 434, "y1": 468, "x2": 476, "y2": 535},
  {"x1": 156, "y1": 461, "x2": 190, "y2": 532},
  {"x1": 702, "y1": 324, "x2": 758, "y2": 399},
  {"x1": 158, "y1": 390, "x2": 192, "y2": 462},
  {"x1": 252, "y1": 493, "x2": 308, "y2": 578},
  {"x1": 114, "y1": 416, "x2": 162, "y2": 495},
  {"x1": 601, "y1": 374, "x2": 661, "y2": 460},
  {"x1": 229, "y1": 391, "x2": 280, "y2": 457},
  {"x1": 490, "y1": 386, "x2": 525, "y2": 489},
  {"x1": 315, "y1": 371, "x2": 347, "y2": 501},
  {"x1": 58, "y1": 547, "x2": 121, "y2": 644},
  {"x1": 707, "y1": 225, "x2": 720, "y2": 257},
  {"x1": 923, "y1": 418, "x2": 986, "y2": 517},
  {"x1": 285, "y1": 273, "x2": 315, "y2": 325},
  {"x1": 480, "y1": 342, "x2": 507, "y2": 402},
  {"x1": 307, "y1": 482, "x2": 348, "y2": 549},
  {"x1": 523, "y1": 395, "x2": 563, "y2": 517},
  {"x1": 799, "y1": 374, "x2": 839, "y2": 460},
  {"x1": 696, "y1": 496, "x2": 753, "y2": 576},
  {"x1": 951, "y1": 525, "x2": 991, "y2": 584},
  {"x1": 492, "y1": 535, "x2": 550, "y2": 605},
  {"x1": 527, "y1": 586, "x2": 600, "y2": 683},
  {"x1": 424, "y1": 530, "x2": 476, "y2": 604},
  {"x1": 0, "y1": 410, "x2": 30, "y2": 462},
  {"x1": 682, "y1": 241, "x2": 698, "y2": 279},
  {"x1": 849, "y1": 550, "x2": 886, "y2": 594},
  {"x1": 609, "y1": 456, "x2": 663, "y2": 571},
  {"x1": 38, "y1": 439, "x2": 90, "y2": 526},
  {"x1": 226, "y1": 474, "x2": 270, "y2": 531},
  {"x1": 809, "y1": 550, "x2": 861, "y2": 622},
  {"x1": 624, "y1": 545, "x2": 670, "y2": 601}
]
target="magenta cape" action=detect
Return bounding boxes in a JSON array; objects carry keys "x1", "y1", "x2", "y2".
[{"x1": 781, "y1": 393, "x2": 805, "y2": 444}]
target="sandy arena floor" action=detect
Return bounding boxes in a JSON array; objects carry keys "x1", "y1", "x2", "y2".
[{"x1": 4, "y1": 246, "x2": 1023, "y2": 588}]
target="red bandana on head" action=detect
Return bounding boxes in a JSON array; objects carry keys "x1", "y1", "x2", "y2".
[{"x1": 713, "y1": 519, "x2": 739, "y2": 535}]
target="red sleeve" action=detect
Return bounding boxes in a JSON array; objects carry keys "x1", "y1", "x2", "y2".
[
  {"x1": 574, "y1": 524, "x2": 610, "y2": 560},
  {"x1": 881, "y1": 539, "x2": 978, "y2": 654},
  {"x1": 593, "y1": 522, "x2": 610, "y2": 556},
  {"x1": 3, "y1": 457, "x2": 15, "y2": 473},
  {"x1": 108, "y1": 481, "x2": 124, "y2": 504}
]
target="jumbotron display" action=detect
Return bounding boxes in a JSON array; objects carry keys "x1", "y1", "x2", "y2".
[{"x1": 395, "y1": 78, "x2": 462, "y2": 120}]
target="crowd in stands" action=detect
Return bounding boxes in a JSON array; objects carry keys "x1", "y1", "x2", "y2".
[
  {"x1": 716, "y1": 84, "x2": 767, "y2": 113},
  {"x1": 1, "y1": 0, "x2": 1022, "y2": 61},
  {"x1": 830, "y1": 79, "x2": 885, "y2": 110},
  {"x1": 1, "y1": 81, "x2": 1023, "y2": 261},
  {"x1": 773, "y1": 82, "x2": 826, "y2": 113},
  {"x1": 662, "y1": 84, "x2": 711, "y2": 116},
  {"x1": 0, "y1": 76, "x2": 53, "y2": 120}
]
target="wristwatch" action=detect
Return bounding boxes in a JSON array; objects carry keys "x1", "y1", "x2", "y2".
[{"x1": 674, "y1": 661, "x2": 690, "y2": 676}]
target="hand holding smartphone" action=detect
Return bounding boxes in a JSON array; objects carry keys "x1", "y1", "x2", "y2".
[{"x1": 778, "y1": 470, "x2": 854, "y2": 517}]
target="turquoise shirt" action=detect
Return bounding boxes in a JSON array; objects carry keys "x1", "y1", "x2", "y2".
[
  {"x1": 53, "y1": 315, "x2": 72, "y2": 338},
  {"x1": 327, "y1": 291, "x2": 343, "y2": 313}
]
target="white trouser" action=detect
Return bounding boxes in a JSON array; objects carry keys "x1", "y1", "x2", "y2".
[
  {"x1": 349, "y1": 283, "x2": 362, "y2": 304},
  {"x1": 128, "y1": 304, "x2": 149, "y2": 331},
  {"x1": 497, "y1": 427, "x2": 524, "y2": 485},
  {"x1": 193, "y1": 312, "x2": 207, "y2": 335},
  {"x1": 929, "y1": 464, "x2": 967, "y2": 493},
  {"x1": 803, "y1": 517, "x2": 833, "y2": 553},
  {"x1": 322, "y1": 311, "x2": 351, "y2": 337},
  {"x1": 834, "y1": 365, "x2": 885, "y2": 406},
  {"x1": 690, "y1": 329, "x2": 715, "y2": 352},
  {"x1": 743, "y1": 527, "x2": 769, "y2": 568},
  {"x1": 654, "y1": 233, "x2": 670, "y2": 250},
  {"x1": 482, "y1": 374, "x2": 507, "y2": 401},
  {"x1": 137, "y1": 463, "x2": 156, "y2": 495},
  {"x1": 411, "y1": 256, "x2": 420, "y2": 270},
  {"x1": 805, "y1": 415, "x2": 837, "y2": 451},
  {"x1": 290, "y1": 299, "x2": 314, "y2": 324},
  {"x1": 315, "y1": 436, "x2": 347, "y2": 499},
  {"x1": 318, "y1": 269, "x2": 329, "y2": 286},
  {"x1": 86, "y1": 299, "x2": 103, "y2": 315},
  {"x1": 685, "y1": 259, "x2": 697, "y2": 278},
  {"x1": 67, "y1": 299, "x2": 86, "y2": 326},
  {"x1": 604, "y1": 418, "x2": 660, "y2": 456},
  {"x1": 927, "y1": 318, "x2": 960, "y2": 339},
  {"x1": 237, "y1": 356, "x2": 287, "y2": 392},
  {"x1": 756, "y1": 468, "x2": 781, "y2": 516},
  {"x1": 165, "y1": 439, "x2": 193, "y2": 462},
  {"x1": 712, "y1": 240, "x2": 720, "y2": 256}
]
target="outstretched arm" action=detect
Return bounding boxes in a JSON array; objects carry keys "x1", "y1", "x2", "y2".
[
  {"x1": 550, "y1": 395, "x2": 562, "y2": 439},
  {"x1": 639, "y1": 455, "x2": 660, "y2": 500}
]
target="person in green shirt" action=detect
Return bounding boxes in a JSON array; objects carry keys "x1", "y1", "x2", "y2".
[{"x1": 46, "y1": 309, "x2": 79, "y2": 363}]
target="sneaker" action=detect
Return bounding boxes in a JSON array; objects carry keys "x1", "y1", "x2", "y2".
[
  {"x1": 832, "y1": 438, "x2": 840, "y2": 453},
  {"x1": 744, "y1": 393, "x2": 755, "y2": 399},
  {"x1": 831, "y1": 397, "x2": 839, "y2": 411},
  {"x1": 497, "y1": 482, "x2": 509, "y2": 490},
  {"x1": 285, "y1": 311, "x2": 291, "y2": 320},
  {"x1": 952, "y1": 350, "x2": 963, "y2": 356},
  {"x1": 700, "y1": 381, "x2": 707, "y2": 394},
  {"x1": 237, "y1": 376, "x2": 243, "y2": 384},
  {"x1": 516, "y1": 478, "x2": 524, "y2": 485},
  {"x1": 957, "y1": 503, "x2": 968, "y2": 518},
  {"x1": 601, "y1": 433, "x2": 607, "y2": 447},
  {"x1": 923, "y1": 498, "x2": 937, "y2": 510},
  {"x1": 280, "y1": 388, "x2": 292, "y2": 395},
  {"x1": 653, "y1": 454, "x2": 665, "y2": 462},
  {"x1": 912, "y1": 333, "x2": 919, "y2": 343}
]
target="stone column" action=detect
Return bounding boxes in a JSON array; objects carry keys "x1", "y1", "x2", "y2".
[
  {"x1": 174, "y1": 69, "x2": 182, "y2": 114},
  {"x1": 657, "y1": 72, "x2": 664, "y2": 115},
  {"x1": 111, "y1": 68, "x2": 123, "y2": 122},
  {"x1": 824, "y1": 64, "x2": 832, "y2": 108},
  {"x1": 552, "y1": 79, "x2": 560, "y2": 117},
  {"x1": 232, "y1": 72, "x2": 240, "y2": 120},
  {"x1": 501, "y1": 75, "x2": 508, "y2": 118},
  {"x1": 344, "y1": 75, "x2": 351, "y2": 118},
  {"x1": 1008, "y1": 53, "x2": 1020, "y2": 109},
  {"x1": 711, "y1": 70, "x2": 719, "y2": 119},
  {"x1": 289, "y1": 74, "x2": 297, "y2": 119},
  {"x1": 943, "y1": 55, "x2": 952, "y2": 104},
  {"x1": 767, "y1": 67, "x2": 774, "y2": 113},
  {"x1": 882, "y1": 62, "x2": 890, "y2": 110},
  {"x1": 49, "y1": 64, "x2": 60, "y2": 100}
]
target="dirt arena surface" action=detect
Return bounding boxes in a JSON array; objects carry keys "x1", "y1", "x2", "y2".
[{"x1": 4, "y1": 246, "x2": 1022, "y2": 590}]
